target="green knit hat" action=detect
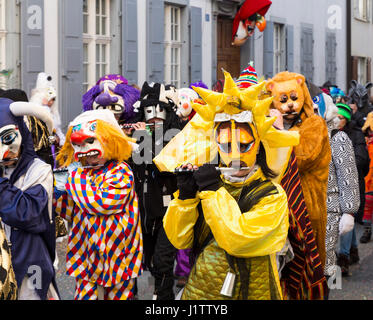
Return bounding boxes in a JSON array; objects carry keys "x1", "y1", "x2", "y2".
[{"x1": 336, "y1": 103, "x2": 352, "y2": 122}]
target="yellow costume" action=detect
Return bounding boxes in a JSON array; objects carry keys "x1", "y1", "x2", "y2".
[{"x1": 155, "y1": 71, "x2": 300, "y2": 300}]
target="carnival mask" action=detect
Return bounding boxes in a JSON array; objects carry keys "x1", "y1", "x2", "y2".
[
  {"x1": 93, "y1": 80, "x2": 125, "y2": 115},
  {"x1": 312, "y1": 93, "x2": 326, "y2": 118},
  {"x1": 177, "y1": 88, "x2": 198, "y2": 118},
  {"x1": 266, "y1": 76, "x2": 305, "y2": 121},
  {"x1": 232, "y1": 14, "x2": 267, "y2": 46},
  {"x1": 70, "y1": 120, "x2": 104, "y2": 163},
  {"x1": 214, "y1": 119, "x2": 259, "y2": 169},
  {"x1": 144, "y1": 103, "x2": 167, "y2": 121},
  {"x1": 0, "y1": 125, "x2": 22, "y2": 163},
  {"x1": 159, "y1": 84, "x2": 179, "y2": 109}
]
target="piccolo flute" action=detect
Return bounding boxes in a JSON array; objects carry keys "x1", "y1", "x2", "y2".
[
  {"x1": 120, "y1": 123, "x2": 156, "y2": 129},
  {"x1": 53, "y1": 165, "x2": 104, "y2": 173},
  {"x1": 174, "y1": 167, "x2": 251, "y2": 173},
  {"x1": 0, "y1": 158, "x2": 18, "y2": 164}
]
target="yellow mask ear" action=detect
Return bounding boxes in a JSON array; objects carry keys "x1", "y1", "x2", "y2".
[{"x1": 266, "y1": 80, "x2": 275, "y2": 92}]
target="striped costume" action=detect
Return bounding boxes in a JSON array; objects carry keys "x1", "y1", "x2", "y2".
[
  {"x1": 280, "y1": 151, "x2": 327, "y2": 300},
  {"x1": 54, "y1": 161, "x2": 143, "y2": 300}
]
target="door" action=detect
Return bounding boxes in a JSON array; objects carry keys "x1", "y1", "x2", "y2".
[{"x1": 217, "y1": 17, "x2": 241, "y2": 81}]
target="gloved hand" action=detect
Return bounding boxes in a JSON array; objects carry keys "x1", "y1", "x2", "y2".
[
  {"x1": 193, "y1": 163, "x2": 222, "y2": 192},
  {"x1": 54, "y1": 171, "x2": 69, "y2": 191},
  {"x1": 339, "y1": 214, "x2": 355, "y2": 235},
  {"x1": 54, "y1": 162, "x2": 82, "y2": 191},
  {"x1": 176, "y1": 164, "x2": 198, "y2": 200}
]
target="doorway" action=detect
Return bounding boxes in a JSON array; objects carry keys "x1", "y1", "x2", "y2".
[{"x1": 216, "y1": 16, "x2": 241, "y2": 82}]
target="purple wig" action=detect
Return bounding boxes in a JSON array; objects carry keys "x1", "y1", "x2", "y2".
[
  {"x1": 189, "y1": 81, "x2": 208, "y2": 90},
  {"x1": 81, "y1": 75, "x2": 140, "y2": 123}
]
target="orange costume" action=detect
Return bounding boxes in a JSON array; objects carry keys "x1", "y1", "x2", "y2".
[{"x1": 266, "y1": 72, "x2": 331, "y2": 268}]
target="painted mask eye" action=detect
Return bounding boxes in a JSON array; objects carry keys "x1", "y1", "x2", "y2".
[
  {"x1": 72, "y1": 124, "x2": 81, "y2": 133},
  {"x1": 2, "y1": 131, "x2": 17, "y2": 145},
  {"x1": 90, "y1": 122, "x2": 97, "y2": 132},
  {"x1": 313, "y1": 96, "x2": 320, "y2": 104}
]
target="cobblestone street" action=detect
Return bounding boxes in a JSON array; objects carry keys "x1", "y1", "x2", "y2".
[{"x1": 55, "y1": 223, "x2": 373, "y2": 300}]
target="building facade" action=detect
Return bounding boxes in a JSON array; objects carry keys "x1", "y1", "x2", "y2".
[
  {"x1": 350, "y1": 0, "x2": 373, "y2": 86},
  {"x1": 0, "y1": 0, "x2": 349, "y2": 131},
  {"x1": 253, "y1": 0, "x2": 347, "y2": 91}
]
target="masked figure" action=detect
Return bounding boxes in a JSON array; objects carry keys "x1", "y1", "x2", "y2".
[
  {"x1": 232, "y1": 0, "x2": 272, "y2": 46},
  {"x1": 176, "y1": 88, "x2": 198, "y2": 120},
  {"x1": 266, "y1": 72, "x2": 332, "y2": 271},
  {"x1": 82, "y1": 74, "x2": 140, "y2": 125},
  {"x1": 53, "y1": 109, "x2": 143, "y2": 300},
  {"x1": 0, "y1": 219, "x2": 17, "y2": 300},
  {"x1": 155, "y1": 71, "x2": 300, "y2": 300},
  {"x1": 0, "y1": 99, "x2": 59, "y2": 300},
  {"x1": 126, "y1": 81, "x2": 184, "y2": 300},
  {"x1": 348, "y1": 80, "x2": 373, "y2": 118}
]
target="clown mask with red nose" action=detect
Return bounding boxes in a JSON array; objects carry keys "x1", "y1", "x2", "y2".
[{"x1": 70, "y1": 120, "x2": 106, "y2": 169}]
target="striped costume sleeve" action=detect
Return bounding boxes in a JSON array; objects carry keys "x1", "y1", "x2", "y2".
[
  {"x1": 67, "y1": 163, "x2": 134, "y2": 216},
  {"x1": 53, "y1": 188, "x2": 75, "y2": 223}
]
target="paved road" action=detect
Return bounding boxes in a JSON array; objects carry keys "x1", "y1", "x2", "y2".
[{"x1": 55, "y1": 223, "x2": 373, "y2": 300}]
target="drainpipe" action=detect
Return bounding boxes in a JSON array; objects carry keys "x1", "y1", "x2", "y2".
[{"x1": 346, "y1": 0, "x2": 352, "y2": 90}]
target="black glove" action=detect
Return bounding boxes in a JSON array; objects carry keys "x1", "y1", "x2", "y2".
[
  {"x1": 177, "y1": 171, "x2": 198, "y2": 200},
  {"x1": 193, "y1": 164, "x2": 222, "y2": 192}
]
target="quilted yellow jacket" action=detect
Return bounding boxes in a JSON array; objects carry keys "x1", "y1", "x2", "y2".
[{"x1": 163, "y1": 169, "x2": 289, "y2": 300}]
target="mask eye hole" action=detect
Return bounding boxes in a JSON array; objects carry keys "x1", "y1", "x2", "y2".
[
  {"x1": 218, "y1": 142, "x2": 231, "y2": 154},
  {"x1": 238, "y1": 141, "x2": 254, "y2": 153},
  {"x1": 280, "y1": 95, "x2": 288, "y2": 103},
  {"x1": 290, "y1": 93, "x2": 298, "y2": 101},
  {"x1": 86, "y1": 137, "x2": 95, "y2": 144}
]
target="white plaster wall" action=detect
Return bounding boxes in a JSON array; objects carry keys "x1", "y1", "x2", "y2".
[
  {"x1": 351, "y1": 18, "x2": 373, "y2": 58},
  {"x1": 254, "y1": 0, "x2": 347, "y2": 91}
]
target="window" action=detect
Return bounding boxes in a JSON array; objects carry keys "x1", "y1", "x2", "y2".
[
  {"x1": 357, "y1": 57, "x2": 368, "y2": 84},
  {"x1": 354, "y1": 0, "x2": 371, "y2": 22},
  {"x1": 164, "y1": 5, "x2": 181, "y2": 88},
  {"x1": 273, "y1": 23, "x2": 286, "y2": 74},
  {"x1": 82, "y1": 0, "x2": 111, "y2": 91}
]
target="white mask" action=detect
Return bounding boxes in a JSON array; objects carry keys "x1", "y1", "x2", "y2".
[
  {"x1": 0, "y1": 125, "x2": 22, "y2": 161},
  {"x1": 177, "y1": 88, "x2": 198, "y2": 118},
  {"x1": 70, "y1": 121, "x2": 104, "y2": 162}
]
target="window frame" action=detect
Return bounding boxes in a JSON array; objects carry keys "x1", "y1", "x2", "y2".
[
  {"x1": 273, "y1": 22, "x2": 286, "y2": 75},
  {"x1": 164, "y1": 5, "x2": 182, "y2": 88},
  {"x1": 82, "y1": 0, "x2": 111, "y2": 91},
  {"x1": 354, "y1": 0, "x2": 371, "y2": 22},
  {"x1": 357, "y1": 56, "x2": 368, "y2": 84}
]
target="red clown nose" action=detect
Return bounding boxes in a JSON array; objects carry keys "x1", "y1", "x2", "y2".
[{"x1": 70, "y1": 131, "x2": 92, "y2": 145}]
